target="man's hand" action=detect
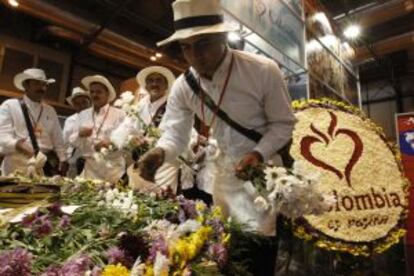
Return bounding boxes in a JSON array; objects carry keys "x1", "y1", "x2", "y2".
[
  {"x1": 235, "y1": 151, "x2": 264, "y2": 180},
  {"x1": 79, "y1": 127, "x2": 93, "y2": 138},
  {"x1": 138, "y1": 147, "x2": 165, "y2": 182},
  {"x1": 129, "y1": 135, "x2": 147, "y2": 147},
  {"x1": 94, "y1": 138, "x2": 112, "y2": 152},
  {"x1": 15, "y1": 139, "x2": 34, "y2": 157}
]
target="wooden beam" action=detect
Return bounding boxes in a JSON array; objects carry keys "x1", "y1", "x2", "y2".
[
  {"x1": 353, "y1": 31, "x2": 414, "y2": 62},
  {"x1": 336, "y1": 0, "x2": 414, "y2": 29}
]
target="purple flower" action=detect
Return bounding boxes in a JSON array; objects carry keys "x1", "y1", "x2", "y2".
[
  {"x1": 33, "y1": 215, "x2": 53, "y2": 238},
  {"x1": 207, "y1": 218, "x2": 225, "y2": 236},
  {"x1": 59, "y1": 255, "x2": 91, "y2": 276},
  {"x1": 40, "y1": 265, "x2": 60, "y2": 276},
  {"x1": 148, "y1": 236, "x2": 169, "y2": 263},
  {"x1": 46, "y1": 202, "x2": 63, "y2": 216},
  {"x1": 0, "y1": 248, "x2": 32, "y2": 276},
  {"x1": 21, "y1": 213, "x2": 37, "y2": 228},
  {"x1": 208, "y1": 243, "x2": 228, "y2": 268},
  {"x1": 118, "y1": 232, "x2": 149, "y2": 261},
  {"x1": 59, "y1": 215, "x2": 71, "y2": 229},
  {"x1": 105, "y1": 247, "x2": 133, "y2": 268},
  {"x1": 177, "y1": 196, "x2": 198, "y2": 222},
  {"x1": 91, "y1": 266, "x2": 102, "y2": 276}
]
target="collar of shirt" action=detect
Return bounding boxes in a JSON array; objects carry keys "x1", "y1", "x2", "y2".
[
  {"x1": 93, "y1": 103, "x2": 110, "y2": 117},
  {"x1": 23, "y1": 95, "x2": 42, "y2": 111},
  {"x1": 190, "y1": 47, "x2": 233, "y2": 85}
]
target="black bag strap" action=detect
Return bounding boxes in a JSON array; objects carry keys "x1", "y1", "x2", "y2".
[
  {"x1": 184, "y1": 69, "x2": 263, "y2": 143},
  {"x1": 184, "y1": 69, "x2": 294, "y2": 168},
  {"x1": 19, "y1": 99, "x2": 40, "y2": 154}
]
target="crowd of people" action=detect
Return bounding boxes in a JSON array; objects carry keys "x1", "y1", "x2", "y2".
[{"x1": 0, "y1": 0, "x2": 296, "y2": 275}]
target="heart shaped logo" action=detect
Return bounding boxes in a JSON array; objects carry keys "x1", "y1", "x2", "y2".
[{"x1": 300, "y1": 111, "x2": 363, "y2": 188}]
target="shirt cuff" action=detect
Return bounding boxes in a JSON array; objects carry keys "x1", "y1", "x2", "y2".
[
  {"x1": 156, "y1": 140, "x2": 179, "y2": 163},
  {"x1": 0, "y1": 138, "x2": 19, "y2": 155}
]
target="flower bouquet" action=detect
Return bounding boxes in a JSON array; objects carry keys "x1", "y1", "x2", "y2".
[
  {"x1": 246, "y1": 161, "x2": 335, "y2": 219},
  {"x1": 93, "y1": 91, "x2": 160, "y2": 163}
]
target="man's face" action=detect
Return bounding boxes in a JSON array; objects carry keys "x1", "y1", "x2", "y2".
[
  {"x1": 145, "y1": 72, "x2": 168, "y2": 102},
  {"x1": 90, "y1": 83, "x2": 110, "y2": 109},
  {"x1": 179, "y1": 33, "x2": 227, "y2": 76},
  {"x1": 72, "y1": 95, "x2": 91, "y2": 112},
  {"x1": 23, "y1": 79, "x2": 48, "y2": 102}
]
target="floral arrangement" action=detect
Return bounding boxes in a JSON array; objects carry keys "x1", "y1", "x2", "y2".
[
  {"x1": 289, "y1": 98, "x2": 409, "y2": 256},
  {"x1": 94, "y1": 91, "x2": 160, "y2": 163},
  {"x1": 246, "y1": 161, "x2": 334, "y2": 219},
  {"x1": 0, "y1": 177, "x2": 245, "y2": 275}
]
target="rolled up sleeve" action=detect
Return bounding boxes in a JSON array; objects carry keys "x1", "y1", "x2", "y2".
[
  {"x1": 0, "y1": 102, "x2": 18, "y2": 155},
  {"x1": 156, "y1": 80, "x2": 194, "y2": 162}
]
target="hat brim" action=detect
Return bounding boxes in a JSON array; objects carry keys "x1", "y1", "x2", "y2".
[
  {"x1": 14, "y1": 73, "x2": 55, "y2": 91},
  {"x1": 66, "y1": 92, "x2": 91, "y2": 107},
  {"x1": 157, "y1": 23, "x2": 237, "y2": 46},
  {"x1": 136, "y1": 66, "x2": 176, "y2": 92},
  {"x1": 81, "y1": 76, "x2": 117, "y2": 102}
]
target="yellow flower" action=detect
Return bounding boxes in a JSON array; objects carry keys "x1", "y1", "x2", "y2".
[
  {"x1": 211, "y1": 206, "x2": 222, "y2": 219},
  {"x1": 102, "y1": 264, "x2": 130, "y2": 276},
  {"x1": 145, "y1": 265, "x2": 154, "y2": 276}
]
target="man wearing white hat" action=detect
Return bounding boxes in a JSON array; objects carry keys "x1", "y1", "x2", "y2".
[
  {"x1": 68, "y1": 75, "x2": 126, "y2": 183},
  {"x1": 0, "y1": 68, "x2": 67, "y2": 176},
  {"x1": 121, "y1": 66, "x2": 182, "y2": 192},
  {"x1": 63, "y1": 87, "x2": 91, "y2": 177},
  {"x1": 139, "y1": 0, "x2": 296, "y2": 274}
]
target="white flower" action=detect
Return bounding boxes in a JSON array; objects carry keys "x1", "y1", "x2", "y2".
[
  {"x1": 114, "y1": 99, "x2": 123, "y2": 107},
  {"x1": 292, "y1": 161, "x2": 306, "y2": 175},
  {"x1": 176, "y1": 220, "x2": 201, "y2": 236},
  {"x1": 153, "y1": 252, "x2": 170, "y2": 276},
  {"x1": 264, "y1": 166, "x2": 288, "y2": 191},
  {"x1": 131, "y1": 257, "x2": 145, "y2": 276},
  {"x1": 121, "y1": 91, "x2": 135, "y2": 104},
  {"x1": 254, "y1": 196, "x2": 270, "y2": 212},
  {"x1": 100, "y1": 147, "x2": 109, "y2": 155}
]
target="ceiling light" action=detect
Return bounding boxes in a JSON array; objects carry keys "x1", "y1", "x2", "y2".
[
  {"x1": 228, "y1": 32, "x2": 241, "y2": 42},
  {"x1": 343, "y1": 24, "x2": 361, "y2": 39},
  {"x1": 8, "y1": 0, "x2": 19, "y2": 7},
  {"x1": 150, "y1": 56, "x2": 157, "y2": 61},
  {"x1": 155, "y1": 52, "x2": 162, "y2": 58}
]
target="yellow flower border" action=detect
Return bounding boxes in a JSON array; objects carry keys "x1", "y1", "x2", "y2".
[{"x1": 291, "y1": 98, "x2": 410, "y2": 256}]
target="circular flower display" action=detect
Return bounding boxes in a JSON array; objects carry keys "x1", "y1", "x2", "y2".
[{"x1": 290, "y1": 99, "x2": 409, "y2": 256}]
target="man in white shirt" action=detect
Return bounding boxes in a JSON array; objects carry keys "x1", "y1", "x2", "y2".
[
  {"x1": 136, "y1": 66, "x2": 175, "y2": 127},
  {"x1": 63, "y1": 87, "x2": 91, "y2": 177},
  {"x1": 126, "y1": 66, "x2": 181, "y2": 192},
  {"x1": 69, "y1": 75, "x2": 126, "y2": 183},
  {"x1": 139, "y1": 0, "x2": 296, "y2": 275},
  {"x1": 0, "y1": 68, "x2": 67, "y2": 176}
]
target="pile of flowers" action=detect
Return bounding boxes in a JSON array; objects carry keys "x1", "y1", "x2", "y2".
[
  {"x1": 248, "y1": 161, "x2": 335, "y2": 219},
  {"x1": 0, "y1": 178, "x2": 239, "y2": 275}
]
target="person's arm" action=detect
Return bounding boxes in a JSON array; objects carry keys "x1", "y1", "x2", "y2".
[
  {"x1": 253, "y1": 60, "x2": 296, "y2": 161},
  {"x1": 0, "y1": 101, "x2": 21, "y2": 155},
  {"x1": 49, "y1": 108, "x2": 67, "y2": 163},
  {"x1": 156, "y1": 79, "x2": 195, "y2": 162},
  {"x1": 140, "y1": 78, "x2": 194, "y2": 181}
]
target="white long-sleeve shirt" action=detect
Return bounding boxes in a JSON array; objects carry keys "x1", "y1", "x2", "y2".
[
  {"x1": 63, "y1": 113, "x2": 78, "y2": 158},
  {"x1": 157, "y1": 48, "x2": 296, "y2": 163},
  {"x1": 156, "y1": 49, "x2": 296, "y2": 236},
  {"x1": 0, "y1": 96, "x2": 66, "y2": 175},
  {"x1": 69, "y1": 104, "x2": 126, "y2": 183},
  {"x1": 137, "y1": 95, "x2": 168, "y2": 126}
]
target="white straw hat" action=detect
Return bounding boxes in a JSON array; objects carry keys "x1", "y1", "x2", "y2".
[
  {"x1": 66, "y1": 87, "x2": 91, "y2": 106},
  {"x1": 136, "y1": 66, "x2": 176, "y2": 92},
  {"x1": 14, "y1": 68, "x2": 55, "y2": 91},
  {"x1": 81, "y1": 75, "x2": 117, "y2": 102},
  {"x1": 157, "y1": 0, "x2": 236, "y2": 46}
]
